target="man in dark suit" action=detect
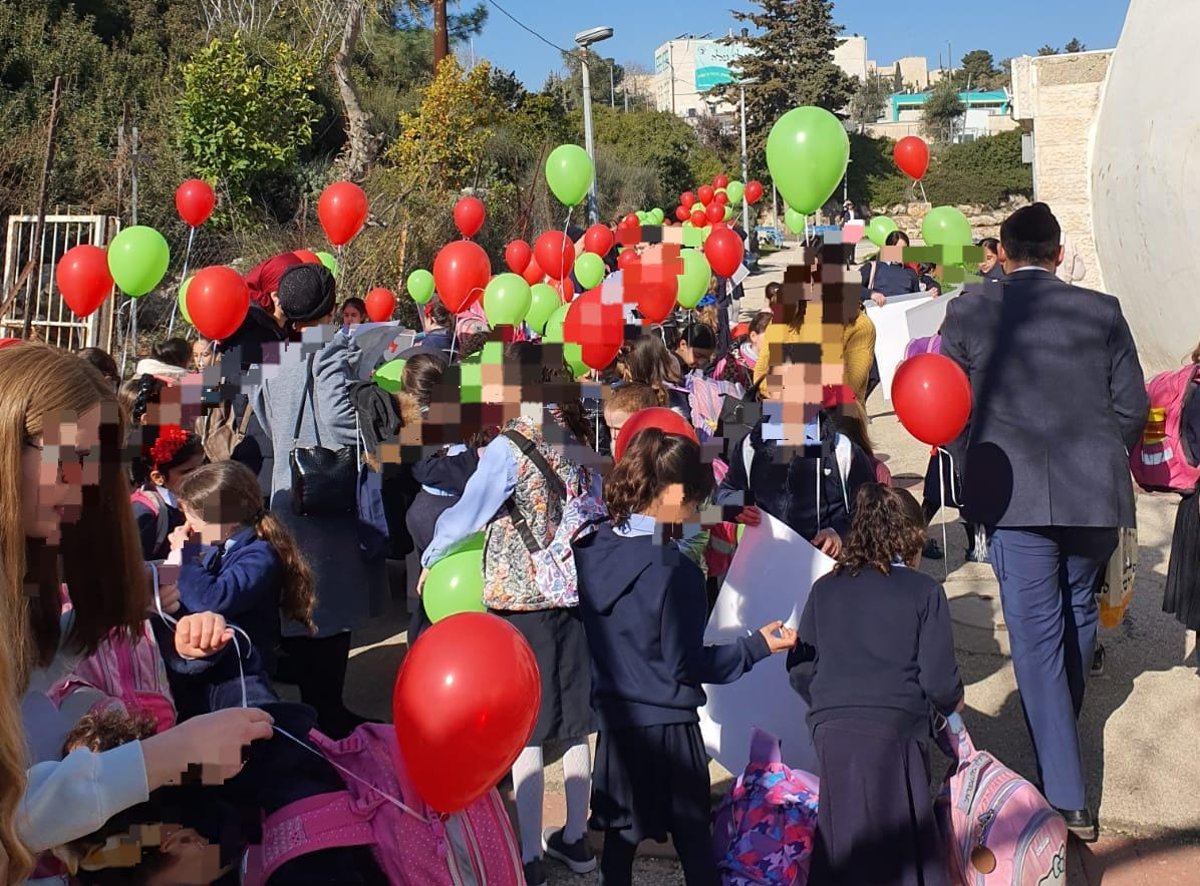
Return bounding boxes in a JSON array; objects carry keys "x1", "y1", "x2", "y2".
[{"x1": 941, "y1": 203, "x2": 1148, "y2": 841}]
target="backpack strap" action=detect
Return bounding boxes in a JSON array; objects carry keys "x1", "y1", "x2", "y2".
[
  {"x1": 132, "y1": 487, "x2": 170, "y2": 551},
  {"x1": 867, "y1": 260, "x2": 879, "y2": 294},
  {"x1": 501, "y1": 429, "x2": 568, "y2": 555},
  {"x1": 258, "y1": 791, "x2": 376, "y2": 881}
]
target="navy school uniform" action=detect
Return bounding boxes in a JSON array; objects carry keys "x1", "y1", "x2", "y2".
[
  {"x1": 132, "y1": 485, "x2": 186, "y2": 562},
  {"x1": 573, "y1": 517, "x2": 770, "y2": 886},
  {"x1": 788, "y1": 566, "x2": 962, "y2": 886}
]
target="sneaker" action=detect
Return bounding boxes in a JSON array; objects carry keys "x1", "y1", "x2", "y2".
[
  {"x1": 523, "y1": 858, "x2": 547, "y2": 886},
  {"x1": 1091, "y1": 643, "x2": 1106, "y2": 677},
  {"x1": 542, "y1": 827, "x2": 597, "y2": 874},
  {"x1": 923, "y1": 538, "x2": 944, "y2": 560}
]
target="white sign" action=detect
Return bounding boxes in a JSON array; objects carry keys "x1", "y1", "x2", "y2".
[
  {"x1": 866, "y1": 292, "x2": 933, "y2": 401},
  {"x1": 904, "y1": 289, "x2": 960, "y2": 341},
  {"x1": 699, "y1": 512, "x2": 835, "y2": 775}
]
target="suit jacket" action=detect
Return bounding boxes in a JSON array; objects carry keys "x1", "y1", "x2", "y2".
[{"x1": 940, "y1": 268, "x2": 1148, "y2": 529}]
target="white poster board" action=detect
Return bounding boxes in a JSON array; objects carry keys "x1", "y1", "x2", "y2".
[
  {"x1": 699, "y1": 513, "x2": 835, "y2": 775},
  {"x1": 866, "y1": 292, "x2": 933, "y2": 401},
  {"x1": 903, "y1": 289, "x2": 960, "y2": 341}
]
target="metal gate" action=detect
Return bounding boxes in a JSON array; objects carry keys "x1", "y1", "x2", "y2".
[{"x1": 1, "y1": 214, "x2": 120, "y2": 351}]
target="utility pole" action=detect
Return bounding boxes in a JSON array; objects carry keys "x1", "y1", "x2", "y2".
[
  {"x1": 739, "y1": 83, "x2": 749, "y2": 244},
  {"x1": 433, "y1": 0, "x2": 449, "y2": 70},
  {"x1": 22, "y1": 76, "x2": 62, "y2": 341},
  {"x1": 609, "y1": 60, "x2": 615, "y2": 109},
  {"x1": 580, "y1": 50, "x2": 599, "y2": 225}
]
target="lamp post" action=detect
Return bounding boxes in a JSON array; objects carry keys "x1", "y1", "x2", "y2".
[
  {"x1": 576, "y1": 26, "x2": 614, "y2": 226},
  {"x1": 739, "y1": 78, "x2": 756, "y2": 246}
]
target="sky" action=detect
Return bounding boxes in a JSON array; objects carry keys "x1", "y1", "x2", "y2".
[{"x1": 467, "y1": 0, "x2": 1131, "y2": 89}]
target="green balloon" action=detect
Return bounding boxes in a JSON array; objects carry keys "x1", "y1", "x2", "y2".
[
  {"x1": 866, "y1": 216, "x2": 899, "y2": 247},
  {"x1": 545, "y1": 144, "x2": 593, "y2": 207},
  {"x1": 407, "y1": 268, "x2": 435, "y2": 304},
  {"x1": 424, "y1": 540, "x2": 486, "y2": 623},
  {"x1": 723, "y1": 205, "x2": 734, "y2": 221},
  {"x1": 107, "y1": 225, "x2": 169, "y2": 297},
  {"x1": 177, "y1": 276, "x2": 193, "y2": 326},
  {"x1": 726, "y1": 180, "x2": 745, "y2": 203},
  {"x1": 677, "y1": 249, "x2": 712, "y2": 309},
  {"x1": 483, "y1": 273, "x2": 532, "y2": 327},
  {"x1": 574, "y1": 253, "x2": 605, "y2": 290},
  {"x1": 543, "y1": 302, "x2": 570, "y2": 343},
  {"x1": 784, "y1": 207, "x2": 806, "y2": 235},
  {"x1": 315, "y1": 251, "x2": 338, "y2": 275},
  {"x1": 921, "y1": 206, "x2": 973, "y2": 248},
  {"x1": 526, "y1": 283, "x2": 562, "y2": 335},
  {"x1": 766, "y1": 106, "x2": 850, "y2": 215},
  {"x1": 543, "y1": 303, "x2": 588, "y2": 377},
  {"x1": 373, "y1": 358, "x2": 405, "y2": 393},
  {"x1": 650, "y1": 208, "x2": 665, "y2": 224}
]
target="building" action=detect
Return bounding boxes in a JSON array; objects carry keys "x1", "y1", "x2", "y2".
[
  {"x1": 833, "y1": 35, "x2": 870, "y2": 83},
  {"x1": 865, "y1": 89, "x2": 1019, "y2": 141}
]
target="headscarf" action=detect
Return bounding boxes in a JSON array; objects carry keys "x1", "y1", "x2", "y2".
[{"x1": 244, "y1": 252, "x2": 303, "y2": 310}]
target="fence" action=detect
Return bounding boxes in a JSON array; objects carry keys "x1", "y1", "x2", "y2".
[{"x1": 1, "y1": 214, "x2": 120, "y2": 351}]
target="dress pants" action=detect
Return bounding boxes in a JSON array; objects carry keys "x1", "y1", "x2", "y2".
[{"x1": 988, "y1": 526, "x2": 1118, "y2": 811}]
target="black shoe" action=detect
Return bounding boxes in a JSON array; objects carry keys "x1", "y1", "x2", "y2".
[
  {"x1": 523, "y1": 858, "x2": 547, "y2": 886},
  {"x1": 1055, "y1": 808, "x2": 1098, "y2": 843},
  {"x1": 1091, "y1": 643, "x2": 1106, "y2": 677},
  {"x1": 923, "y1": 538, "x2": 944, "y2": 560},
  {"x1": 542, "y1": 827, "x2": 597, "y2": 873}
]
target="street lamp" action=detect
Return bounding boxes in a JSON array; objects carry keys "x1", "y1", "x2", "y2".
[
  {"x1": 575, "y1": 26, "x2": 613, "y2": 225},
  {"x1": 738, "y1": 77, "x2": 757, "y2": 246}
]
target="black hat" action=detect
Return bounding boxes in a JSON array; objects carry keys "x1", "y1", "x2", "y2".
[
  {"x1": 277, "y1": 264, "x2": 336, "y2": 323},
  {"x1": 1000, "y1": 202, "x2": 1061, "y2": 251}
]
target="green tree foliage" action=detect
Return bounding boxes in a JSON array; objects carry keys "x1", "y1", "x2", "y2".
[
  {"x1": 954, "y1": 50, "x2": 1006, "y2": 90},
  {"x1": 176, "y1": 34, "x2": 321, "y2": 215},
  {"x1": 1038, "y1": 44, "x2": 1059, "y2": 56},
  {"x1": 546, "y1": 49, "x2": 627, "y2": 112},
  {"x1": 922, "y1": 78, "x2": 966, "y2": 142},
  {"x1": 717, "y1": 0, "x2": 855, "y2": 170},
  {"x1": 1064, "y1": 38, "x2": 1087, "y2": 53},
  {"x1": 848, "y1": 73, "x2": 890, "y2": 132}
]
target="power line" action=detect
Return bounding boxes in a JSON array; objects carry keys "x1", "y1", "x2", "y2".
[{"x1": 484, "y1": 0, "x2": 571, "y2": 55}]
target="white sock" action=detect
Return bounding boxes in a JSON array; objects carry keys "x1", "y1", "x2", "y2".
[
  {"x1": 561, "y1": 739, "x2": 592, "y2": 844},
  {"x1": 512, "y1": 745, "x2": 545, "y2": 863}
]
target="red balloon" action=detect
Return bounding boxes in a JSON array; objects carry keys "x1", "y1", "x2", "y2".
[
  {"x1": 706, "y1": 203, "x2": 725, "y2": 223},
  {"x1": 697, "y1": 185, "x2": 715, "y2": 205},
  {"x1": 680, "y1": 191, "x2": 696, "y2": 209},
  {"x1": 175, "y1": 179, "x2": 215, "y2": 228},
  {"x1": 690, "y1": 208, "x2": 708, "y2": 228},
  {"x1": 745, "y1": 180, "x2": 764, "y2": 204},
  {"x1": 704, "y1": 225, "x2": 745, "y2": 278},
  {"x1": 583, "y1": 224, "x2": 615, "y2": 256},
  {"x1": 713, "y1": 174, "x2": 729, "y2": 189},
  {"x1": 614, "y1": 407, "x2": 700, "y2": 462},
  {"x1": 622, "y1": 213, "x2": 639, "y2": 228},
  {"x1": 505, "y1": 240, "x2": 532, "y2": 274},
  {"x1": 317, "y1": 181, "x2": 369, "y2": 246},
  {"x1": 521, "y1": 256, "x2": 545, "y2": 285},
  {"x1": 534, "y1": 231, "x2": 575, "y2": 281},
  {"x1": 433, "y1": 240, "x2": 491, "y2": 313},
  {"x1": 293, "y1": 249, "x2": 322, "y2": 265},
  {"x1": 186, "y1": 266, "x2": 250, "y2": 341},
  {"x1": 894, "y1": 136, "x2": 930, "y2": 181},
  {"x1": 714, "y1": 191, "x2": 730, "y2": 207},
  {"x1": 393, "y1": 612, "x2": 540, "y2": 814},
  {"x1": 892, "y1": 354, "x2": 972, "y2": 446},
  {"x1": 617, "y1": 249, "x2": 639, "y2": 271},
  {"x1": 365, "y1": 287, "x2": 397, "y2": 322},
  {"x1": 634, "y1": 276, "x2": 678, "y2": 324},
  {"x1": 453, "y1": 196, "x2": 486, "y2": 238},
  {"x1": 563, "y1": 287, "x2": 623, "y2": 370},
  {"x1": 674, "y1": 206, "x2": 689, "y2": 221},
  {"x1": 56, "y1": 245, "x2": 113, "y2": 318}
]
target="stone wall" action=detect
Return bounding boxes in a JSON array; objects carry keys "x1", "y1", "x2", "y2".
[{"x1": 879, "y1": 195, "x2": 1031, "y2": 241}]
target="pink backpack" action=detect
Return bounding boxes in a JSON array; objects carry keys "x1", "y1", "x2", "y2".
[
  {"x1": 712, "y1": 728, "x2": 820, "y2": 886},
  {"x1": 244, "y1": 724, "x2": 522, "y2": 886},
  {"x1": 1129, "y1": 364, "x2": 1200, "y2": 494},
  {"x1": 48, "y1": 621, "x2": 177, "y2": 734},
  {"x1": 904, "y1": 334, "x2": 943, "y2": 361},
  {"x1": 936, "y1": 718, "x2": 1067, "y2": 886},
  {"x1": 687, "y1": 373, "x2": 744, "y2": 442}
]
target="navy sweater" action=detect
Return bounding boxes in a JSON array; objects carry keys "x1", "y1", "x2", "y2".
[
  {"x1": 860, "y1": 261, "x2": 920, "y2": 302},
  {"x1": 573, "y1": 523, "x2": 770, "y2": 729},
  {"x1": 177, "y1": 526, "x2": 284, "y2": 672},
  {"x1": 787, "y1": 566, "x2": 963, "y2": 739}
]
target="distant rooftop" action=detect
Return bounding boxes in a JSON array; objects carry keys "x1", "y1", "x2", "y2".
[{"x1": 889, "y1": 89, "x2": 1011, "y2": 122}]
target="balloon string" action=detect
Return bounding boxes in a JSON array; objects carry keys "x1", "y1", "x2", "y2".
[
  {"x1": 147, "y1": 562, "x2": 429, "y2": 823},
  {"x1": 167, "y1": 226, "x2": 196, "y2": 338}
]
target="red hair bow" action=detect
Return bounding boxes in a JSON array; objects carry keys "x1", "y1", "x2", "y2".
[{"x1": 147, "y1": 425, "x2": 190, "y2": 469}]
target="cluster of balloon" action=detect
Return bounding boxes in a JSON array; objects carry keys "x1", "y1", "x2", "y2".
[
  {"x1": 393, "y1": 611, "x2": 540, "y2": 814},
  {"x1": 317, "y1": 181, "x2": 369, "y2": 248},
  {"x1": 892, "y1": 354, "x2": 972, "y2": 446},
  {"x1": 673, "y1": 174, "x2": 764, "y2": 230},
  {"x1": 365, "y1": 287, "x2": 396, "y2": 322},
  {"x1": 766, "y1": 107, "x2": 850, "y2": 216},
  {"x1": 185, "y1": 266, "x2": 250, "y2": 341},
  {"x1": 894, "y1": 136, "x2": 930, "y2": 182}
]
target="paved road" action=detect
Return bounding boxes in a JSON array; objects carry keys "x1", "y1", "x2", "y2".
[{"x1": 341, "y1": 244, "x2": 1200, "y2": 881}]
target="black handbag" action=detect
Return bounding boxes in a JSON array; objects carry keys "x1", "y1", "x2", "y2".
[{"x1": 289, "y1": 354, "x2": 357, "y2": 516}]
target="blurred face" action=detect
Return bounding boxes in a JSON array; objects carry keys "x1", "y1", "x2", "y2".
[
  {"x1": 191, "y1": 339, "x2": 213, "y2": 371},
  {"x1": 151, "y1": 452, "x2": 205, "y2": 496},
  {"x1": 182, "y1": 504, "x2": 237, "y2": 545},
  {"x1": 676, "y1": 341, "x2": 712, "y2": 371},
  {"x1": 22, "y1": 405, "x2": 102, "y2": 544},
  {"x1": 342, "y1": 304, "x2": 364, "y2": 326},
  {"x1": 980, "y1": 248, "x2": 999, "y2": 273},
  {"x1": 604, "y1": 406, "x2": 631, "y2": 437},
  {"x1": 647, "y1": 482, "x2": 699, "y2": 524},
  {"x1": 748, "y1": 329, "x2": 765, "y2": 352}
]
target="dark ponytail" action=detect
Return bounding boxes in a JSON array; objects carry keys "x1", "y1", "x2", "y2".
[{"x1": 603, "y1": 428, "x2": 711, "y2": 527}]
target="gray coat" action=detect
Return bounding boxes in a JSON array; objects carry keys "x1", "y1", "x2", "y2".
[
  {"x1": 941, "y1": 268, "x2": 1148, "y2": 529},
  {"x1": 252, "y1": 329, "x2": 384, "y2": 638}
]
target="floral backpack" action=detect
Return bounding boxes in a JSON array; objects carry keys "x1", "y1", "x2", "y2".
[{"x1": 713, "y1": 728, "x2": 820, "y2": 885}]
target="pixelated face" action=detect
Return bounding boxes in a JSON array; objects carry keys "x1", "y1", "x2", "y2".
[
  {"x1": 649, "y1": 482, "x2": 698, "y2": 524},
  {"x1": 23, "y1": 405, "x2": 102, "y2": 543},
  {"x1": 181, "y1": 503, "x2": 228, "y2": 545}
]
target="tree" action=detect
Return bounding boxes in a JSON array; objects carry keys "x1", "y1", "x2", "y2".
[
  {"x1": 848, "y1": 73, "x2": 889, "y2": 132},
  {"x1": 549, "y1": 49, "x2": 627, "y2": 112},
  {"x1": 1064, "y1": 37, "x2": 1087, "y2": 53},
  {"x1": 922, "y1": 77, "x2": 965, "y2": 143},
  {"x1": 1037, "y1": 44, "x2": 1059, "y2": 56},
  {"x1": 955, "y1": 49, "x2": 998, "y2": 89},
  {"x1": 893, "y1": 64, "x2": 903, "y2": 94},
  {"x1": 716, "y1": 0, "x2": 855, "y2": 169}
]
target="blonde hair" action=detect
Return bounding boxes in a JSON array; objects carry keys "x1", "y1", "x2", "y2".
[{"x1": 0, "y1": 561, "x2": 32, "y2": 882}]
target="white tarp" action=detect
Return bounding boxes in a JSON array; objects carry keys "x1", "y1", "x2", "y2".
[{"x1": 699, "y1": 512, "x2": 835, "y2": 775}]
